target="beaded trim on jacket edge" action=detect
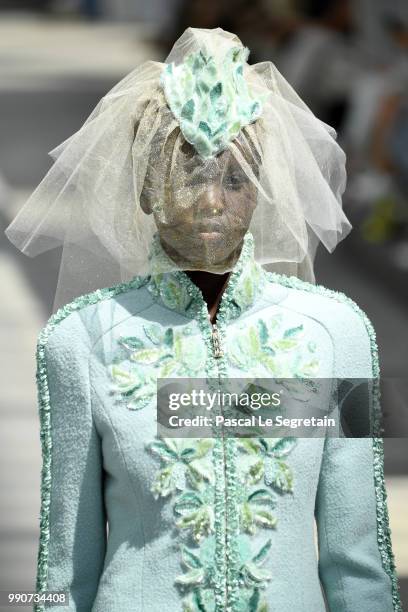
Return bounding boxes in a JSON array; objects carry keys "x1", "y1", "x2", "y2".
[{"x1": 33, "y1": 270, "x2": 402, "y2": 612}]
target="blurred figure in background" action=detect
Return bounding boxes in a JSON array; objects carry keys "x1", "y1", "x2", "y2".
[
  {"x1": 165, "y1": 0, "x2": 300, "y2": 63},
  {"x1": 0, "y1": 0, "x2": 52, "y2": 9},
  {"x1": 276, "y1": 0, "x2": 358, "y2": 131},
  {"x1": 343, "y1": 9, "x2": 408, "y2": 262},
  {"x1": 80, "y1": 0, "x2": 99, "y2": 19}
]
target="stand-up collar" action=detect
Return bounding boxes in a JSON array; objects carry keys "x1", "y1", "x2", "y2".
[{"x1": 146, "y1": 231, "x2": 267, "y2": 320}]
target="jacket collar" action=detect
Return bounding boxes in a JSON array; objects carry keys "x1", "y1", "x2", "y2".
[{"x1": 146, "y1": 231, "x2": 268, "y2": 321}]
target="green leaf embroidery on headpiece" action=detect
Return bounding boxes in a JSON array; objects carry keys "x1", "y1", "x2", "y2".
[{"x1": 161, "y1": 45, "x2": 266, "y2": 158}]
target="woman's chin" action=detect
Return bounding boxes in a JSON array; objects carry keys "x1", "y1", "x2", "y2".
[{"x1": 158, "y1": 227, "x2": 247, "y2": 270}]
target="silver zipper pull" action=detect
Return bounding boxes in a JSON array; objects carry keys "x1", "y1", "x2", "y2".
[{"x1": 211, "y1": 323, "x2": 224, "y2": 359}]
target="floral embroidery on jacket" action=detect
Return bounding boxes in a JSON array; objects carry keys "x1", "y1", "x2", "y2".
[
  {"x1": 228, "y1": 316, "x2": 319, "y2": 377},
  {"x1": 109, "y1": 322, "x2": 206, "y2": 410},
  {"x1": 109, "y1": 315, "x2": 320, "y2": 411},
  {"x1": 146, "y1": 434, "x2": 297, "y2": 611},
  {"x1": 178, "y1": 534, "x2": 273, "y2": 612}
]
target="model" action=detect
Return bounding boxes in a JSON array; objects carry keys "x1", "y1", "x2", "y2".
[{"x1": 5, "y1": 27, "x2": 402, "y2": 612}]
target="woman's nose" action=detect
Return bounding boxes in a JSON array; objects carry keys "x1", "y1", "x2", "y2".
[{"x1": 196, "y1": 182, "x2": 224, "y2": 215}]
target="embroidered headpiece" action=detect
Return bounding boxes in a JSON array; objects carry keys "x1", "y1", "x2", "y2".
[{"x1": 160, "y1": 45, "x2": 265, "y2": 158}]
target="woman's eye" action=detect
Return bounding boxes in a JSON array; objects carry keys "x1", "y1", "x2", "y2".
[{"x1": 224, "y1": 173, "x2": 247, "y2": 190}]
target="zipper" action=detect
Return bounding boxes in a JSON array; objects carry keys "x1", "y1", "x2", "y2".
[
  {"x1": 209, "y1": 319, "x2": 229, "y2": 610},
  {"x1": 211, "y1": 323, "x2": 224, "y2": 359}
]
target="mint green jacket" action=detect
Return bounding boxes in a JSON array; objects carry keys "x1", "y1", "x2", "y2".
[{"x1": 33, "y1": 232, "x2": 402, "y2": 612}]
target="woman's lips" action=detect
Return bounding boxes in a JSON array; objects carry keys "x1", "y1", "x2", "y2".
[{"x1": 193, "y1": 219, "x2": 225, "y2": 233}]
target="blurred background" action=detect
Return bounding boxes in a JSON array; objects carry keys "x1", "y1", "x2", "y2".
[{"x1": 0, "y1": 0, "x2": 407, "y2": 609}]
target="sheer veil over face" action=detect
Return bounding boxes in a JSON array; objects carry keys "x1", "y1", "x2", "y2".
[
  {"x1": 4, "y1": 27, "x2": 352, "y2": 311},
  {"x1": 140, "y1": 128, "x2": 260, "y2": 273}
]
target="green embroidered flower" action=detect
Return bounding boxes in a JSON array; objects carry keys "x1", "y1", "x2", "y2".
[
  {"x1": 110, "y1": 322, "x2": 206, "y2": 409},
  {"x1": 239, "y1": 484, "x2": 278, "y2": 534},
  {"x1": 146, "y1": 438, "x2": 214, "y2": 498},
  {"x1": 228, "y1": 316, "x2": 320, "y2": 377},
  {"x1": 109, "y1": 363, "x2": 157, "y2": 410},
  {"x1": 177, "y1": 535, "x2": 272, "y2": 612},
  {"x1": 176, "y1": 536, "x2": 218, "y2": 610},
  {"x1": 176, "y1": 537, "x2": 216, "y2": 587},
  {"x1": 145, "y1": 432, "x2": 296, "y2": 609},
  {"x1": 238, "y1": 537, "x2": 273, "y2": 591},
  {"x1": 174, "y1": 482, "x2": 216, "y2": 542},
  {"x1": 161, "y1": 46, "x2": 266, "y2": 158},
  {"x1": 239, "y1": 437, "x2": 297, "y2": 493}
]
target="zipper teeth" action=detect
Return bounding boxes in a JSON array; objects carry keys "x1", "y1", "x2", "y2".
[
  {"x1": 210, "y1": 320, "x2": 229, "y2": 611},
  {"x1": 211, "y1": 323, "x2": 224, "y2": 359}
]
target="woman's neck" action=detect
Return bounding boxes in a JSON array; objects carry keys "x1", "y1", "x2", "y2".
[{"x1": 185, "y1": 270, "x2": 231, "y2": 324}]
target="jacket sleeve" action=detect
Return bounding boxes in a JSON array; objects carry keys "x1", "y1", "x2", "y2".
[
  {"x1": 33, "y1": 310, "x2": 107, "y2": 612},
  {"x1": 314, "y1": 301, "x2": 403, "y2": 612}
]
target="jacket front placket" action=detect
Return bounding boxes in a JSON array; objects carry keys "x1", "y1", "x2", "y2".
[
  {"x1": 147, "y1": 231, "x2": 265, "y2": 611},
  {"x1": 206, "y1": 315, "x2": 241, "y2": 612},
  {"x1": 174, "y1": 260, "x2": 255, "y2": 612}
]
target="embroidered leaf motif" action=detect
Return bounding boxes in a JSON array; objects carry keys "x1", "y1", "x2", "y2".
[
  {"x1": 248, "y1": 588, "x2": 268, "y2": 612},
  {"x1": 150, "y1": 466, "x2": 175, "y2": 498},
  {"x1": 181, "y1": 546, "x2": 203, "y2": 570},
  {"x1": 247, "y1": 488, "x2": 276, "y2": 507},
  {"x1": 239, "y1": 438, "x2": 262, "y2": 455},
  {"x1": 248, "y1": 460, "x2": 264, "y2": 484},
  {"x1": 175, "y1": 537, "x2": 217, "y2": 590},
  {"x1": 118, "y1": 336, "x2": 145, "y2": 350},
  {"x1": 147, "y1": 438, "x2": 215, "y2": 499},
  {"x1": 283, "y1": 325, "x2": 303, "y2": 338},
  {"x1": 110, "y1": 365, "x2": 141, "y2": 395},
  {"x1": 110, "y1": 324, "x2": 206, "y2": 409},
  {"x1": 228, "y1": 315, "x2": 320, "y2": 379},
  {"x1": 240, "y1": 539, "x2": 273, "y2": 588},
  {"x1": 163, "y1": 278, "x2": 186, "y2": 309},
  {"x1": 175, "y1": 568, "x2": 205, "y2": 586},
  {"x1": 110, "y1": 365, "x2": 156, "y2": 409},
  {"x1": 257, "y1": 319, "x2": 269, "y2": 345},
  {"x1": 268, "y1": 437, "x2": 297, "y2": 458},
  {"x1": 131, "y1": 347, "x2": 164, "y2": 364},
  {"x1": 240, "y1": 487, "x2": 278, "y2": 534},
  {"x1": 271, "y1": 338, "x2": 299, "y2": 351},
  {"x1": 143, "y1": 323, "x2": 163, "y2": 345},
  {"x1": 148, "y1": 440, "x2": 179, "y2": 461},
  {"x1": 244, "y1": 562, "x2": 272, "y2": 584},
  {"x1": 264, "y1": 459, "x2": 294, "y2": 493},
  {"x1": 238, "y1": 437, "x2": 297, "y2": 495},
  {"x1": 249, "y1": 326, "x2": 261, "y2": 353},
  {"x1": 175, "y1": 497, "x2": 215, "y2": 542},
  {"x1": 163, "y1": 327, "x2": 174, "y2": 347},
  {"x1": 252, "y1": 538, "x2": 272, "y2": 565},
  {"x1": 182, "y1": 590, "x2": 212, "y2": 612},
  {"x1": 254, "y1": 510, "x2": 278, "y2": 529}
]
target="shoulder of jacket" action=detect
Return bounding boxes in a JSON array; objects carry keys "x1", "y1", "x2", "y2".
[
  {"x1": 264, "y1": 272, "x2": 379, "y2": 374},
  {"x1": 37, "y1": 275, "x2": 151, "y2": 355}
]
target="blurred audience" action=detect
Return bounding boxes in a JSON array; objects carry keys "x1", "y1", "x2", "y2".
[{"x1": 342, "y1": 10, "x2": 408, "y2": 256}]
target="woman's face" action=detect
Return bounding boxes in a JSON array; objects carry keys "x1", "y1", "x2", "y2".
[{"x1": 141, "y1": 140, "x2": 258, "y2": 272}]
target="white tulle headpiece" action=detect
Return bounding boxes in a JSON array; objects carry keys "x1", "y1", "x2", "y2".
[{"x1": 4, "y1": 27, "x2": 351, "y2": 311}]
